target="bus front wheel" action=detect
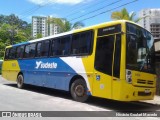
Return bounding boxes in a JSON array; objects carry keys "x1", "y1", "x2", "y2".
[
  {"x1": 17, "y1": 74, "x2": 24, "y2": 89},
  {"x1": 70, "y1": 79, "x2": 89, "y2": 102}
]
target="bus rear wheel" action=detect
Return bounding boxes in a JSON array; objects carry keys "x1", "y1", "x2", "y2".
[
  {"x1": 17, "y1": 74, "x2": 24, "y2": 89},
  {"x1": 70, "y1": 79, "x2": 89, "y2": 102}
]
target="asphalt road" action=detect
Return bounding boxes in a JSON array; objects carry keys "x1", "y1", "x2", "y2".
[{"x1": 0, "y1": 75, "x2": 160, "y2": 120}]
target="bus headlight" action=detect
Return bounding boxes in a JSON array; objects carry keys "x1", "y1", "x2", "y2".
[{"x1": 126, "y1": 69, "x2": 132, "y2": 84}]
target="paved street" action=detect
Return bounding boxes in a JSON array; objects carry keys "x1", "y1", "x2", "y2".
[{"x1": 0, "y1": 75, "x2": 160, "y2": 119}]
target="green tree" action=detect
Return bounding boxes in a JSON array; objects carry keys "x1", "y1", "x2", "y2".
[
  {"x1": 0, "y1": 15, "x2": 5, "y2": 24},
  {"x1": 0, "y1": 24, "x2": 10, "y2": 42},
  {"x1": 0, "y1": 23, "x2": 18, "y2": 44},
  {"x1": 0, "y1": 14, "x2": 32, "y2": 40},
  {"x1": 0, "y1": 42, "x2": 5, "y2": 59},
  {"x1": 36, "y1": 33, "x2": 42, "y2": 39},
  {"x1": 111, "y1": 8, "x2": 142, "y2": 23},
  {"x1": 0, "y1": 14, "x2": 32, "y2": 58},
  {"x1": 48, "y1": 17, "x2": 85, "y2": 33}
]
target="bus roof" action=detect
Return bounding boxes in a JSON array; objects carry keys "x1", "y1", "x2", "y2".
[{"x1": 6, "y1": 20, "x2": 142, "y2": 48}]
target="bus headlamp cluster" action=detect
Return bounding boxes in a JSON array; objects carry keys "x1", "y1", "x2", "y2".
[{"x1": 126, "y1": 69, "x2": 132, "y2": 84}]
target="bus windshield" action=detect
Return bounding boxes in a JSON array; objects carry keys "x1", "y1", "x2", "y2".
[{"x1": 126, "y1": 23, "x2": 155, "y2": 74}]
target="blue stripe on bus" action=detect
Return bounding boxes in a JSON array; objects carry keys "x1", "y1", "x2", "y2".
[
  {"x1": 12, "y1": 42, "x2": 29, "y2": 47},
  {"x1": 17, "y1": 58, "x2": 77, "y2": 91}
]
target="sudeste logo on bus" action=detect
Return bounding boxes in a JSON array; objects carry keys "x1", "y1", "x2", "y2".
[{"x1": 35, "y1": 61, "x2": 57, "y2": 69}]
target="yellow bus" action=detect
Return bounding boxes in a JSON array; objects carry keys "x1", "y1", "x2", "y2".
[{"x1": 2, "y1": 20, "x2": 156, "y2": 102}]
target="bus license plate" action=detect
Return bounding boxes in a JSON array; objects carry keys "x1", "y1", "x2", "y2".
[{"x1": 144, "y1": 89, "x2": 150, "y2": 93}]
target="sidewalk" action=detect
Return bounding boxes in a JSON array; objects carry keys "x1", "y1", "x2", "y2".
[{"x1": 142, "y1": 95, "x2": 160, "y2": 105}]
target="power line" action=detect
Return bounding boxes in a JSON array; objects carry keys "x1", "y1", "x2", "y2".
[
  {"x1": 19, "y1": 5, "x2": 41, "y2": 16},
  {"x1": 64, "y1": 0, "x2": 108, "y2": 18},
  {"x1": 19, "y1": 0, "x2": 137, "y2": 26},
  {"x1": 73, "y1": 0, "x2": 138, "y2": 22},
  {"x1": 20, "y1": 1, "x2": 54, "y2": 20},
  {"x1": 69, "y1": 0, "x2": 122, "y2": 21}
]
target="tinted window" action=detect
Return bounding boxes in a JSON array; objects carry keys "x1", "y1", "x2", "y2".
[
  {"x1": 51, "y1": 37, "x2": 70, "y2": 56},
  {"x1": 41, "y1": 40, "x2": 50, "y2": 57},
  {"x1": 24, "y1": 44, "x2": 36, "y2": 58},
  {"x1": 95, "y1": 35, "x2": 114, "y2": 75},
  {"x1": 5, "y1": 48, "x2": 9, "y2": 59},
  {"x1": 113, "y1": 34, "x2": 121, "y2": 78},
  {"x1": 8, "y1": 47, "x2": 16, "y2": 59},
  {"x1": 24, "y1": 45, "x2": 30, "y2": 58},
  {"x1": 16, "y1": 46, "x2": 24, "y2": 59},
  {"x1": 52, "y1": 38, "x2": 61, "y2": 56},
  {"x1": 71, "y1": 31, "x2": 92, "y2": 55},
  {"x1": 61, "y1": 37, "x2": 70, "y2": 55},
  {"x1": 126, "y1": 23, "x2": 155, "y2": 73},
  {"x1": 36, "y1": 42, "x2": 42, "y2": 57}
]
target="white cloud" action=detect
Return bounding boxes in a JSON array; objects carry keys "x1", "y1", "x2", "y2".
[
  {"x1": 48, "y1": 14, "x2": 60, "y2": 18},
  {"x1": 28, "y1": 0, "x2": 91, "y2": 5}
]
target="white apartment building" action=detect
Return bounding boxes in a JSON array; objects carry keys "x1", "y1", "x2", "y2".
[
  {"x1": 138, "y1": 9, "x2": 160, "y2": 38},
  {"x1": 49, "y1": 23, "x2": 60, "y2": 36},
  {"x1": 32, "y1": 16, "x2": 48, "y2": 38},
  {"x1": 32, "y1": 16, "x2": 60, "y2": 38}
]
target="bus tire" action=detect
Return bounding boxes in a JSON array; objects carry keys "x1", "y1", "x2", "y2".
[
  {"x1": 70, "y1": 79, "x2": 89, "y2": 102},
  {"x1": 17, "y1": 74, "x2": 24, "y2": 89}
]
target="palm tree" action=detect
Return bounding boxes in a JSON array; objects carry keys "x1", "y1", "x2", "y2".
[
  {"x1": 72, "y1": 21, "x2": 85, "y2": 30},
  {"x1": 111, "y1": 8, "x2": 142, "y2": 23},
  {"x1": 48, "y1": 17, "x2": 85, "y2": 33}
]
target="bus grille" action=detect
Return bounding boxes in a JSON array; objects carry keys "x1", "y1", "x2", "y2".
[
  {"x1": 138, "y1": 91, "x2": 152, "y2": 96},
  {"x1": 137, "y1": 79, "x2": 154, "y2": 85}
]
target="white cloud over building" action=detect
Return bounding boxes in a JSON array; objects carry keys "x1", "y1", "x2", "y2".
[{"x1": 28, "y1": 0, "x2": 91, "y2": 5}]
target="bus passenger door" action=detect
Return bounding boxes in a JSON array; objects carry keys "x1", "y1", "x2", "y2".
[{"x1": 93, "y1": 35, "x2": 115, "y2": 99}]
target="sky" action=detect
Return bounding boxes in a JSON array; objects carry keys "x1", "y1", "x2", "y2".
[{"x1": 0, "y1": 0, "x2": 160, "y2": 27}]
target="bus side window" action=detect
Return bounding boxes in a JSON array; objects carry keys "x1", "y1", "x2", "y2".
[
  {"x1": 51, "y1": 38, "x2": 61, "y2": 56},
  {"x1": 60, "y1": 36, "x2": 70, "y2": 56},
  {"x1": 71, "y1": 34, "x2": 80, "y2": 55},
  {"x1": 29, "y1": 44, "x2": 36, "y2": 58},
  {"x1": 24, "y1": 44, "x2": 36, "y2": 58},
  {"x1": 41, "y1": 40, "x2": 50, "y2": 57},
  {"x1": 5, "y1": 48, "x2": 10, "y2": 60},
  {"x1": 36, "y1": 42, "x2": 42, "y2": 57},
  {"x1": 51, "y1": 36, "x2": 71, "y2": 57},
  {"x1": 24, "y1": 45, "x2": 30, "y2": 58},
  {"x1": 16, "y1": 46, "x2": 24, "y2": 59},
  {"x1": 8, "y1": 47, "x2": 16, "y2": 59},
  {"x1": 71, "y1": 31, "x2": 92, "y2": 55}
]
